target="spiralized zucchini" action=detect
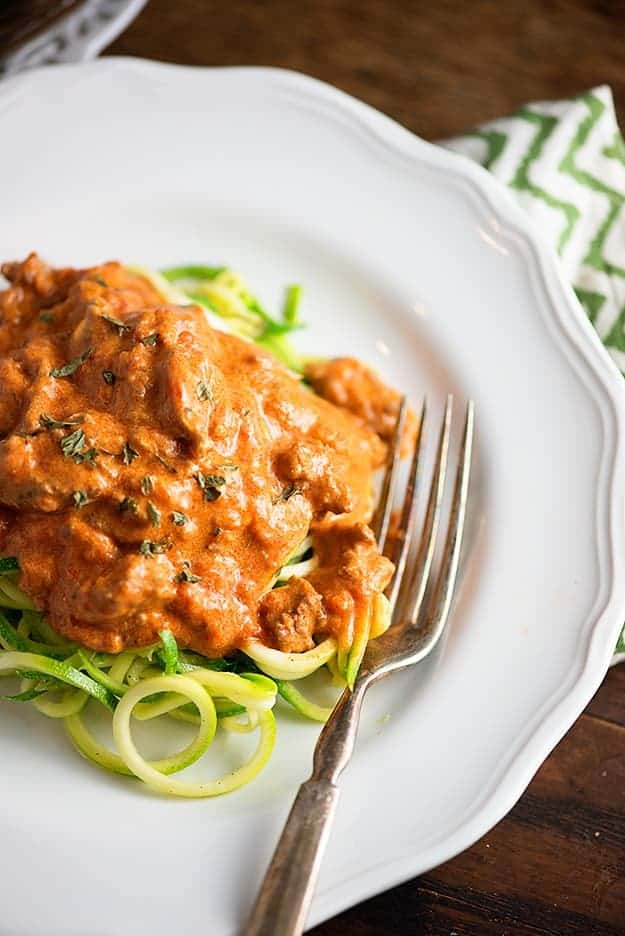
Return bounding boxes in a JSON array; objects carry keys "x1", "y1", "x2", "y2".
[
  {"x1": 275, "y1": 679, "x2": 335, "y2": 723},
  {"x1": 113, "y1": 678, "x2": 275, "y2": 798},
  {"x1": 0, "y1": 555, "x2": 392, "y2": 794},
  {"x1": 158, "y1": 263, "x2": 305, "y2": 372},
  {"x1": 243, "y1": 636, "x2": 338, "y2": 681},
  {"x1": 0, "y1": 548, "x2": 392, "y2": 796}
]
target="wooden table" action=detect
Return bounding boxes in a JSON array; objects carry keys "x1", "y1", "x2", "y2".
[{"x1": 106, "y1": 3, "x2": 625, "y2": 933}]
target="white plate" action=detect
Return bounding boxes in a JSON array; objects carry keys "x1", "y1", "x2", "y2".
[{"x1": 1, "y1": 60, "x2": 625, "y2": 936}]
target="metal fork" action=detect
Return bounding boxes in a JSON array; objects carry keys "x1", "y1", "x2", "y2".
[{"x1": 243, "y1": 395, "x2": 475, "y2": 936}]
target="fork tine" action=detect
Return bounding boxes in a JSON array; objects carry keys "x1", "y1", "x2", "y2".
[
  {"x1": 386, "y1": 397, "x2": 428, "y2": 613},
  {"x1": 402, "y1": 394, "x2": 454, "y2": 625},
  {"x1": 424, "y1": 400, "x2": 474, "y2": 644},
  {"x1": 372, "y1": 396, "x2": 408, "y2": 552}
]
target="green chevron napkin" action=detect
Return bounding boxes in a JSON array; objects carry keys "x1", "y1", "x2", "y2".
[{"x1": 442, "y1": 86, "x2": 625, "y2": 659}]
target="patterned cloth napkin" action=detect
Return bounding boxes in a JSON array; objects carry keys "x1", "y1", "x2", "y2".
[{"x1": 441, "y1": 86, "x2": 625, "y2": 659}]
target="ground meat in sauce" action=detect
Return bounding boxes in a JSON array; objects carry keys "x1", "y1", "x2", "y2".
[
  {"x1": 259, "y1": 577, "x2": 326, "y2": 653},
  {"x1": 305, "y1": 356, "x2": 418, "y2": 453},
  {"x1": 0, "y1": 254, "x2": 396, "y2": 656}
]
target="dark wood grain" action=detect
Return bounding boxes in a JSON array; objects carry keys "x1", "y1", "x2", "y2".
[
  {"x1": 308, "y1": 695, "x2": 625, "y2": 936},
  {"x1": 105, "y1": 2, "x2": 625, "y2": 933},
  {"x1": 0, "y1": 0, "x2": 81, "y2": 54},
  {"x1": 108, "y1": 0, "x2": 625, "y2": 139}
]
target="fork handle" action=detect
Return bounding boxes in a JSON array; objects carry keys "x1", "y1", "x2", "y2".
[
  {"x1": 242, "y1": 777, "x2": 340, "y2": 936},
  {"x1": 243, "y1": 685, "x2": 365, "y2": 936}
]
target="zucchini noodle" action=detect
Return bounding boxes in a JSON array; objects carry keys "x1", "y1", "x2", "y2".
[
  {"x1": 220, "y1": 709, "x2": 260, "y2": 734},
  {"x1": 275, "y1": 554, "x2": 319, "y2": 583},
  {"x1": 266, "y1": 535, "x2": 318, "y2": 590},
  {"x1": 243, "y1": 637, "x2": 338, "y2": 680},
  {"x1": 370, "y1": 592, "x2": 392, "y2": 639},
  {"x1": 0, "y1": 577, "x2": 35, "y2": 609},
  {"x1": 0, "y1": 544, "x2": 391, "y2": 794},
  {"x1": 66, "y1": 676, "x2": 218, "y2": 780},
  {"x1": 276, "y1": 679, "x2": 335, "y2": 723},
  {"x1": 325, "y1": 652, "x2": 346, "y2": 686},
  {"x1": 0, "y1": 555, "x2": 389, "y2": 794},
  {"x1": 344, "y1": 601, "x2": 373, "y2": 690},
  {"x1": 0, "y1": 604, "x2": 281, "y2": 796},
  {"x1": 0, "y1": 650, "x2": 116, "y2": 708},
  {"x1": 65, "y1": 711, "x2": 133, "y2": 776},
  {"x1": 113, "y1": 681, "x2": 276, "y2": 798},
  {"x1": 33, "y1": 685, "x2": 88, "y2": 719},
  {"x1": 157, "y1": 264, "x2": 305, "y2": 372}
]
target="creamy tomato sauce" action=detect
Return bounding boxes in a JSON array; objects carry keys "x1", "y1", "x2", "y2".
[{"x1": 0, "y1": 255, "x2": 398, "y2": 656}]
